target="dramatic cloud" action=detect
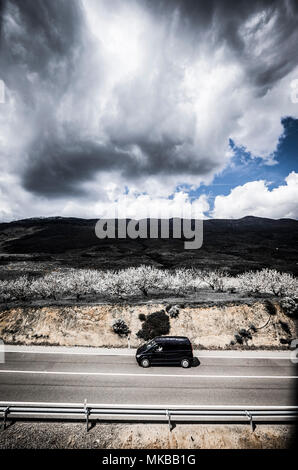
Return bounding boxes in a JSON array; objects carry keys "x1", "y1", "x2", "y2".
[
  {"x1": 0, "y1": 0, "x2": 298, "y2": 220},
  {"x1": 212, "y1": 172, "x2": 298, "y2": 219}
]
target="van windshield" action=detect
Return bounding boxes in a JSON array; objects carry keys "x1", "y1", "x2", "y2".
[{"x1": 144, "y1": 339, "x2": 157, "y2": 350}]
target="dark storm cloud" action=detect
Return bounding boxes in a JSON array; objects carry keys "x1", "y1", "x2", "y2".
[
  {"x1": 144, "y1": 0, "x2": 298, "y2": 44},
  {"x1": 2, "y1": 0, "x2": 84, "y2": 57},
  {"x1": 143, "y1": 0, "x2": 298, "y2": 91},
  {"x1": 8, "y1": 0, "x2": 82, "y2": 54},
  {"x1": 22, "y1": 140, "x2": 130, "y2": 196},
  {"x1": 124, "y1": 140, "x2": 217, "y2": 177},
  {"x1": 1, "y1": 0, "x2": 298, "y2": 201},
  {"x1": 0, "y1": 0, "x2": 5, "y2": 36},
  {"x1": 23, "y1": 137, "x2": 216, "y2": 196},
  {"x1": 0, "y1": 0, "x2": 85, "y2": 105}
]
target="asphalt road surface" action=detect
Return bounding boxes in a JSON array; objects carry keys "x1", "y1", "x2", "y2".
[{"x1": 0, "y1": 347, "x2": 297, "y2": 406}]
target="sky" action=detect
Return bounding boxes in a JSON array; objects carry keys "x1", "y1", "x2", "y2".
[{"x1": 0, "y1": 0, "x2": 298, "y2": 221}]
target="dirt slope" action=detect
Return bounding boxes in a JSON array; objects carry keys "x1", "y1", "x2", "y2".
[{"x1": 0, "y1": 301, "x2": 295, "y2": 349}]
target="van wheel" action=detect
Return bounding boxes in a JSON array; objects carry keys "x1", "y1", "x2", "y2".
[
  {"x1": 181, "y1": 358, "x2": 190, "y2": 368},
  {"x1": 140, "y1": 358, "x2": 150, "y2": 368}
]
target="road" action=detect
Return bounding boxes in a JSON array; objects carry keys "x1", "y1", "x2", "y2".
[{"x1": 0, "y1": 346, "x2": 297, "y2": 406}]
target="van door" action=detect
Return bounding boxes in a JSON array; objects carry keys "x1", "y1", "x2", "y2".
[
  {"x1": 150, "y1": 343, "x2": 166, "y2": 364},
  {"x1": 163, "y1": 340, "x2": 179, "y2": 364}
]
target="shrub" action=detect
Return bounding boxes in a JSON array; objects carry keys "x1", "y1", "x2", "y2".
[
  {"x1": 136, "y1": 310, "x2": 170, "y2": 341},
  {"x1": 167, "y1": 305, "x2": 180, "y2": 318},
  {"x1": 238, "y1": 329, "x2": 252, "y2": 340},
  {"x1": 279, "y1": 321, "x2": 291, "y2": 336},
  {"x1": 112, "y1": 319, "x2": 130, "y2": 337},
  {"x1": 234, "y1": 334, "x2": 243, "y2": 344},
  {"x1": 264, "y1": 300, "x2": 277, "y2": 316},
  {"x1": 280, "y1": 297, "x2": 298, "y2": 317},
  {"x1": 138, "y1": 313, "x2": 146, "y2": 322}
]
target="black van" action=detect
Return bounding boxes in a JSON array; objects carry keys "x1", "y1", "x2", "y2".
[{"x1": 136, "y1": 336, "x2": 193, "y2": 368}]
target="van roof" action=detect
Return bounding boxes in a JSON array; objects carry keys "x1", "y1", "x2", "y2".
[{"x1": 155, "y1": 336, "x2": 190, "y2": 341}]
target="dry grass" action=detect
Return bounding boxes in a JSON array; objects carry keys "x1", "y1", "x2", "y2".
[
  {"x1": 0, "y1": 301, "x2": 296, "y2": 349},
  {"x1": 117, "y1": 423, "x2": 295, "y2": 449},
  {"x1": 0, "y1": 422, "x2": 295, "y2": 449}
]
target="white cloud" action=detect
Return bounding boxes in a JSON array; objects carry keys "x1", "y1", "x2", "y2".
[
  {"x1": 230, "y1": 68, "x2": 298, "y2": 162},
  {"x1": 0, "y1": 170, "x2": 210, "y2": 221},
  {"x1": 212, "y1": 172, "x2": 298, "y2": 219},
  {"x1": 96, "y1": 190, "x2": 210, "y2": 219},
  {"x1": 48, "y1": 190, "x2": 210, "y2": 220}
]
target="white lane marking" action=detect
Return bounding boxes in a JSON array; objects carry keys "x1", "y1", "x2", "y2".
[
  {"x1": 6, "y1": 350, "x2": 134, "y2": 356},
  {"x1": 196, "y1": 355, "x2": 291, "y2": 360},
  {"x1": 5, "y1": 350, "x2": 291, "y2": 360},
  {"x1": 0, "y1": 370, "x2": 297, "y2": 379}
]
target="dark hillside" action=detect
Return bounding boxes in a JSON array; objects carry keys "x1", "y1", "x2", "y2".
[{"x1": 0, "y1": 216, "x2": 297, "y2": 275}]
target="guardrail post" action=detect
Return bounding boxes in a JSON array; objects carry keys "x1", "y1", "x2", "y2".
[
  {"x1": 84, "y1": 399, "x2": 90, "y2": 432},
  {"x1": 2, "y1": 407, "x2": 9, "y2": 431},
  {"x1": 245, "y1": 410, "x2": 255, "y2": 432},
  {"x1": 166, "y1": 410, "x2": 173, "y2": 431}
]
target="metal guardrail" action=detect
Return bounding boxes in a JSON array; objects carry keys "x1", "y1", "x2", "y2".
[{"x1": 1, "y1": 401, "x2": 298, "y2": 432}]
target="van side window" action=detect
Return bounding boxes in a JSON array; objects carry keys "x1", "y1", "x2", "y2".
[
  {"x1": 177, "y1": 339, "x2": 189, "y2": 350},
  {"x1": 165, "y1": 340, "x2": 180, "y2": 351}
]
